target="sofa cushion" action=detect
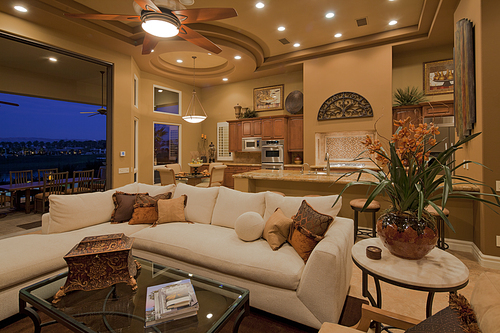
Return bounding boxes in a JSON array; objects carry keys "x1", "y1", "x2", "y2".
[
  {"x1": 211, "y1": 187, "x2": 266, "y2": 229},
  {"x1": 234, "y1": 212, "x2": 265, "y2": 242},
  {"x1": 263, "y1": 191, "x2": 342, "y2": 221},
  {"x1": 263, "y1": 208, "x2": 293, "y2": 250},
  {"x1": 172, "y1": 183, "x2": 219, "y2": 224},
  {"x1": 470, "y1": 272, "x2": 500, "y2": 333},
  {"x1": 155, "y1": 195, "x2": 187, "y2": 226},
  {"x1": 132, "y1": 223, "x2": 305, "y2": 290},
  {"x1": 137, "y1": 183, "x2": 175, "y2": 197},
  {"x1": 111, "y1": 192, "x2": 147, "y2": 223},
  {"x1": 0, "y1": 222, "x2": 149, "y2": 291},
  {"x1": 45, "y1": 183, "x2": 138, "y2": 234}
]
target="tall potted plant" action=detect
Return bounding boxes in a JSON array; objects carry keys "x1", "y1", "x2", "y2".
[{"x1": 334, "y1": 117, "x2": 500, "y2": 259}]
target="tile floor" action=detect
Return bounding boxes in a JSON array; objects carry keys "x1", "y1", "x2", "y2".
[{"x1": 0, "y1": 207, "x2": 499, "y2": 330}]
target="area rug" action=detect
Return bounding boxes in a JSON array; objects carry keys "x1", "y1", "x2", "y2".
[{"x1": 17, "y1": 221, "x2": 42, "y2": 230}]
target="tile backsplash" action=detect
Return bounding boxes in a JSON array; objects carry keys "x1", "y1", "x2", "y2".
[{"x1": 315, "y1": 130, "x2": 376, "y2": 166}]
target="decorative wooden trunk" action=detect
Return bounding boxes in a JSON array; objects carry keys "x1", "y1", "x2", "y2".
[{"x1": 53, "y1": 233, "x2": 140, "y2": 303}]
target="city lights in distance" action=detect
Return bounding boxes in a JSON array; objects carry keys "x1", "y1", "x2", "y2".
[
  {"x1": 49, "y1": 57, "x2": 57, "y2": 62},
  {"x1": 293, "y1": 43, "x2": 300, "y2": 47},
  {"x1": 234, "y1": 55, "x2": 241, "y2": 60},
  {"x1": 325, "y1": 12, "x2": 334, "y2": 19},
  {"x1": 277, "y1": 26, "x2": 285, "y2": 31},
  {"x1": 255, "y1": 2, "x2": 264, "y2": 8},
  {"x1": 389, "y1": 20, "x2": 397, "y2": 25},
  {"x1": 14, "y1": 5, "x2": 27, "y2": 12}
]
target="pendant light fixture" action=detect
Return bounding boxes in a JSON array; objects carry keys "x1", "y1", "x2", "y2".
[{"x1": 182, "y1": 56, "x2": 207, "y2": 124}]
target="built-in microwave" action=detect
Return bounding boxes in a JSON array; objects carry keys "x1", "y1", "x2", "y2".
[{"x1": 242, "y1": 137, "x2": 261, "y2": 152}]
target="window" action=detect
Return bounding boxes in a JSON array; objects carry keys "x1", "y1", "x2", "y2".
[
  {"x1": 133, "y1": 75, "x2": 139, "y2": 108},
  {"x1": 153, "y1": 86, "x2": 181, "y2": 115},
  {"x1": 153, "y1": 123, "x2": 180, "y2": 184},
  {"x1": 217, "y1": 122, "x2": 233, "y2": 161}
]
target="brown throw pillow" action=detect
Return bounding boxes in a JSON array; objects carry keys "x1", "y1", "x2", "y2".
[
  {"x1": 154, "y1": 195, "x2": 188, "y2": 227},
  {"x1": 128, "y1": 204, "x2": 157, "y2": 225},
  {"x1": 263, "y1": 208, "x2": 294, "y2": 250},
  {"x1": 111, "y1": 192, "x2": 148, "y2": 223},
  {"x1": 136, "y1": 192, "x2": 172, "y2": 205},
  {"x1": 288, "y1": 200, "x2": 334, "y2": 262}
]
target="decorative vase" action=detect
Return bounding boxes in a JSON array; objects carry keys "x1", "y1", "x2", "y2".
[
  {"x1": 376, "y1": 211, "x2": 438, "y2": 260},
  {"x1": 234, "y1": 104, "x2": 242, "y2": 119}
]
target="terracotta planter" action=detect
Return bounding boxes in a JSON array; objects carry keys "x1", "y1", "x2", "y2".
[{"x1": 376, "y1": 211, "x2": 438, "y2": 260}]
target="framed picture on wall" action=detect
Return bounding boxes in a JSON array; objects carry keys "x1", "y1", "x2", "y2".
[
  {"x1": 423, "y1": 59, "x2": 454, "y2": 95},
  {"x1": 253, "y1": 84, "x2": 284, "y2": 111}
]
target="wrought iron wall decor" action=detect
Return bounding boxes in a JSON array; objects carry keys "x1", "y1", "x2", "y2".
[
  {"x1": 455, "y1": 18, "x2": 476, "y2": 140},
  {"x1": 317, "y1": 92, "x2": 373, "y2": 120}
]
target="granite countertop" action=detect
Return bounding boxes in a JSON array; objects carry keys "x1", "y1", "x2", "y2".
[{"x1": 233, "y1": 169, "x2": 480, "y2": 191}]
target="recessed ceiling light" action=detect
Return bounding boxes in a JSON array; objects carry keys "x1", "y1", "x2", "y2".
[
  {"x1": 222, "y1": 78, "x2": 228, "y2": 81},
  {"x1": 389, "y1": 20, "x2": 398, "y2": 25},
  {"x1": 206, "y1": 313, "x2": 213, "y2": 319},
  {"x1": 176, "y1": 59, "x2": 183, "y2": 63},
  {"x1": 151, "y1": 49, "x2": 155, "y2": 52},
  {"x1": 255, "y1": 2, "x2": 264, "y2": 9},
  {"x1": 277, "y1": 26, "x2": 285, "y2": 31},
  {"x1": 334, "y1": 33, "x2": 342, "y2": 38},
  {"x1": 207, "y1": 53, "x2": 212, "y2": 56},
  {"x1": 49, "y1": 57, "x2": 57, "y2": 62},
  {"x1": 325, "y1": 12, "x2": 334, "y2": 19},
  {"x1": 234, "y1": 55, "x2": 241, "y2": 60},
  {"x1": 293, "y1": 43, "x2": 300, "y2": 47},
  {"x1": 158, "y1": 89, "x2": 163, "y2": 92},
  {"x1": 14, "y1": 5, "x2": 27, "y2": 12}
]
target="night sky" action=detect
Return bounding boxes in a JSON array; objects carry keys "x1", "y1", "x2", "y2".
[{"x1": 0, "y1": 92, "x2": 106, "y2": 141}]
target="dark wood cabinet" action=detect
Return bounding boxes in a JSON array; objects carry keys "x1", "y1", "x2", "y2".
[
  {"x1": 252, "y1": 119, "x2": 262, "y2": 136},
  {"x1": 422, "y1": 100, "x2": 454, "y2": 117},
  {"x1": 261, "y1": 116, "x2": 287, "y2": 140},
  {"x1": 228, "y1": 121, "x2": 242, "y2": 152},
  {"x1": 288, "y1": 115, "x2": 303, "y2": 151},
  {"x1": 261, "y1": 118, "x2": 273, "y2": 140},
  {"x1": 224, "y1": 165, "x2": 260, "y2": 188},
  {"x1": 242, "y1": 119, "x2": 262, "y2": 137},
  {"x1": 392, "y1": 105, "x2": 422, "y2": 134}
]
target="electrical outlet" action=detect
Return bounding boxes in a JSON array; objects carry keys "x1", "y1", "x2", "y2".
[
  {"x1": 118, "y1": 167, "x2": 129, "y2": 174},
  {"x1": 496, "y1": 181, "x2": 500, "y2": 192},
  {"x1": 497, "y1": 235, "x2": 500, "y2": 247}
]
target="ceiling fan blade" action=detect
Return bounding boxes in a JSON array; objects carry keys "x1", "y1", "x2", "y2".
[
  {"x1": 178, "y1": 25, "x2": 222, "y2": 54},
  {"x1": 64, "y1": 13, "x2": 141, "y2": 22},
  {"x1": 134, "y1": 0, "x2": 161, "y2": 13},
  {"x1": 0, "y1": 101, "x2": 19, "y2": 106},
  {"x1": 172, "y1": 8, "x2": 237, "y2": 24},
  {"x1": 142, "y1": 34, "x2": 160, "y2": 55}
]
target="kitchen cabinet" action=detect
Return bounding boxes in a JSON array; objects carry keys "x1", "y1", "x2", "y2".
[
  {"x1": 262, "y1": 116, "x2": 287, "y2": 140},
  {"x1": 228, "y1": 120, "x2": 242, "y2": 152},
  {"x1": 288, "y1": 115, "x2": 303, "y2": 151},
  {"x1": 392, "y1": 105, "x2": 422, "y2": 134},
  {"x1": 224, "y1": 165, "x2": 261, "y2": 188},
  {"x1": 422, "y1": 100, "x2": 454, "y2": 117},
  {"x1": 242, "y1": 119, "x2": 262, "y2": 137}
]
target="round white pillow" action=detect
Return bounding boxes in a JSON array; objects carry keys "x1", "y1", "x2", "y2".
[{"x1": 234, "y1": 212, "x2": 265, "y2": 242}]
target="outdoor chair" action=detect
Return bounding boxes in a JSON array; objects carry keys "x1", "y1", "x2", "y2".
[
  {"x1": 37, "y1": 168, "x2": 58, "y2": 182},
  {"x1": 196, "y1": 164, "x2": 226, "y2": 188},
  {"x1": 9, "y1": 170, "x2": 34, "y2": 210},
  {"x1": 34, "y1": 171, "x2": 69, "y2": 213},
  {"x1": 93, "y1": 166, "x2": 106, "y2": 191},
  {"x1": 158, "y1": 167, "x2": 176, "y2": 186},
  {"x1": 69, "y1": 169, "x2": 94, "y2": 194}
]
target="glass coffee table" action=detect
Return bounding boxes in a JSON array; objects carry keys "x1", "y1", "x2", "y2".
[{"x1": 19, "y1": 257, "x2": 249, "y2": 333}]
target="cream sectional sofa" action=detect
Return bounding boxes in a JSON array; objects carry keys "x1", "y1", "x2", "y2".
[{"x1": 0, "y1": 182, "x2": 354, "y2": 329}]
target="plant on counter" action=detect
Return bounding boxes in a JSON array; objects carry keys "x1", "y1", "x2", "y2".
[
  {"x1": 240, "y1": 109, "x2": 258, "y2": 118},
  {"x1": 393, "y1": 86, "x2": 427, "y2": 106},
  {"x1": 333, "y1": 117, "x2": 500, "y2": 259}
]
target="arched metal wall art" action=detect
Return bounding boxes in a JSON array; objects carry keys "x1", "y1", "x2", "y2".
[{"x1": 317, "y1": 92, "x2": 373, "y2": 120}]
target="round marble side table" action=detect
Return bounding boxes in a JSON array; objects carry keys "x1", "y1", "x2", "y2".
[{"x1": 352, "y1": 238, "x2": 469, "y2": 318}]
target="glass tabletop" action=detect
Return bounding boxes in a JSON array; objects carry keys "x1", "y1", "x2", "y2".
[{"x1": 20, "y1": 257, "x2": 249, "y2": 333}]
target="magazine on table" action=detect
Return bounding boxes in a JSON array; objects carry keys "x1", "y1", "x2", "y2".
[{"x1": 145, "y1": 279, "x2": 199, "y2": 328}]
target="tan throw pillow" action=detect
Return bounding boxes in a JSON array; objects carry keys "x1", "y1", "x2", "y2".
[
  {"x1": 154, "y1": 195, "x2": 187, "y2": 226},
  {"x1": 263, "y1": 208, "x2": 293, "y2": 250},
  {"x1": 111, "y1": 192, "x2": 148, "y2": 223},
  {"x1": 288, "y1": 200, "x2": 334, "y2": 262},
  {"x1": 128, "y1": 204, "x2": 157, "y2": 225}
]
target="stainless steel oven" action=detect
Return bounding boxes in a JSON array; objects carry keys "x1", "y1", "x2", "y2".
[{"x1": 261, "y1": 139, "x2": 284, "y2": 169}]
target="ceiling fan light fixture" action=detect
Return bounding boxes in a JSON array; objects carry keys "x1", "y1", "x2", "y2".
[{"x1": 141, "y1": 12, "x2": 180, "y2": 38}]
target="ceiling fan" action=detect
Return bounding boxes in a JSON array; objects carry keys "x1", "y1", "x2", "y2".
[
  {"x1": 64, "y1": 0, "x2": 237, "y2": 55},
  {"x1": 81, "y1": 71, "x2": 106, "y2": 117},
  {"x1": 0, "y1": 101, "x2": 19, "y2": 107}
]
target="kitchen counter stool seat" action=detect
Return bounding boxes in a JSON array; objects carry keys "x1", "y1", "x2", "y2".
[
  {"x1": 350, "y1": 198, "x2": 380, "y2": 242},
  {"x1": 425, "y1": 205, "x2": 450, "y2": 250}
]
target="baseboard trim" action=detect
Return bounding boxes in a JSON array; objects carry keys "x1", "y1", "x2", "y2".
[{"x1": 446, "y1": 238, "x2": 500, "y2": 270}]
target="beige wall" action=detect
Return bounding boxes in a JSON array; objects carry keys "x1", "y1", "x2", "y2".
[
  {"x1": 303, "y1": 45, "x2": 393, "y2": 166},
  {"x1": 393, "y1": 45, "x2": 454, "y2": 103}
]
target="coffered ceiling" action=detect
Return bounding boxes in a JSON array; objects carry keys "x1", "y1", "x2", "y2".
[{"x1": 0, "y1": 0, "x2": 459, "y2": 87}]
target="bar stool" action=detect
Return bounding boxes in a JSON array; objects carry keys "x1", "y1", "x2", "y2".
[
  {"x1": 425, "y1": 205, "x2": 450, "y2": 250},
  {"x1": 350, "y1": 199, "x2": 381, "y2": 242}
]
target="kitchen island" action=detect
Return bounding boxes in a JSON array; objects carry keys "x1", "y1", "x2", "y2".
[{"x1": 233, "y1": 169, "x2": 477, "y2": 244}]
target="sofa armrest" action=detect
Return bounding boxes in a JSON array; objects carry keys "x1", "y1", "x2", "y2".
[
  {"x1": 297, "y1": 216, "x2": 354, "y2": 324},
  {"x1": 41, "y1": 213, "x2": 50, "y2": 234}
]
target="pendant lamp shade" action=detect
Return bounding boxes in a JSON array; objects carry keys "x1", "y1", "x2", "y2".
[{"x1": 183, "y1": 56, "x2": 207, "y2": 123}]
